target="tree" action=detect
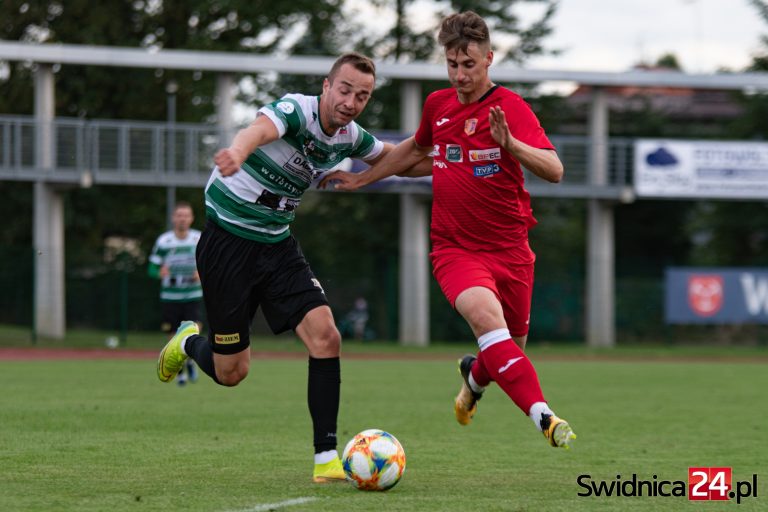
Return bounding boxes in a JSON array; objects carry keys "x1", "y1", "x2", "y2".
[
  {"x1": 1, "y1": 1, "x2": 565, "y2": 338},
  {"x1": 679, "y1": 1, "x2": 768, "y2": 270},
  {"x1": 655, "y1": 52, "x2": 682, "y2": 70},
  {"x1": 0, "y1": 1, "x2": 344, "y2": 119},
  {"x1": 0, "y1": 1, "x2": 349, "y2": 332}
]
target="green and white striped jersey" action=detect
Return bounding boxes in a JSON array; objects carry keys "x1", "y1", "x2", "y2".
[
  {"x1": 204, "y1": 93, "x2": 384, "y2": 243},
  {"x1": 147, "y1": 230, "x2": 203, "y2": 302}
]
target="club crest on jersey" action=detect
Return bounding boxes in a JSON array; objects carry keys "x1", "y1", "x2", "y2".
[
  {"x1": 473, "y1": 163, "x2": 500, "y2": 177},
  {"x1": 430, "y1": 144, "x2": 440, "y2": 157},
  {"x1": 469, "y1": 148, "x2": 501, "y2": 162},
  {"x1": 339, "y1": 126, "x2": 348, "y2": 135},
  {"x1": 277, "y1": 101, "x2": 295, "y2": 114},
  {"x1": 464, "y1": 118, "x2": 478, "y2": 136},
  {"x1": 446, "y1": 144, "x2": 463, "y2": 162}
]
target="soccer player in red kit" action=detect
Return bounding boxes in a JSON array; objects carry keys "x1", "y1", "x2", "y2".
[{"x1": 321, "y1": 11, "x2": 575, "y2": 448}]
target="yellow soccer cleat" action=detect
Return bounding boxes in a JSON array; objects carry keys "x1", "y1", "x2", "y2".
[
  {"x1": 157, "y1": 320, "x2": 198, "y2": 383},
  {"x1": 541, "y1": 413, "x2": 577, "y2": 449},
  {"x1": 312, "y1": 457, "x2": 346, "y2": 483},
  {"x1": 454, "y1": 354, "x2": 484, "y2": 426}
]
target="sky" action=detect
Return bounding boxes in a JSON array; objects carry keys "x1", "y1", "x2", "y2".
[
  {"x1": 353, "y1": 0, "x2": 767, "y2": 73},
  {"x1": 523, "y1": 0, "x2": 766, "y2": 73}
]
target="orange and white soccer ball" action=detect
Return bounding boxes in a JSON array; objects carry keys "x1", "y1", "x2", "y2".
[{"x1": 341, "y1": 429, "x2": 406, "y2": 491}]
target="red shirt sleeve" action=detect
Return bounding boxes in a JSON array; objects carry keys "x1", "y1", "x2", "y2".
[
  {"x1": 414, "y1": 93, "x2": 436, "y2": 147},
  {"x1": 504, "y1": 95, "x2": 554, "y2": 150}
]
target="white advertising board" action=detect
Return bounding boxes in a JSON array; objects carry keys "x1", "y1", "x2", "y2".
[{"x1": 634, "y1": 139, "x2": 768, "y2": 199}]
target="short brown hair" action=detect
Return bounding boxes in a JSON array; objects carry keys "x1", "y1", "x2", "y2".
[
  {"x1": 438, "y1": 11, "x2": 490, "y2": 54},
  {"x1": 174, "y1": 201, "x2": 193, "y2": 212},
  {"x1": 328, "y1": 52, "x2": 376, "y2": 82}
]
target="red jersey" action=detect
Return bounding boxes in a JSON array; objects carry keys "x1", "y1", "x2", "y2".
[{"x1": 414, "y1": 86, "x2": 554, "y2": 260}]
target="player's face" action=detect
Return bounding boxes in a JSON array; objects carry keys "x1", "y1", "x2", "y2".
[
  {"x1": 172, "y1": 206, "x2": 193, "y2": 232},
  {"x1": 321, "y1": 64, "x2": 374, "y2": 132},
  {"x1": 445, "y1": 42, "x2": 493, "y2": 100}
]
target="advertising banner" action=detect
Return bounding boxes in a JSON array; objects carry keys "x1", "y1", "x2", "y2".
[
  {"x1": 635, "y1": 140, "x2": 768, "y2": 199},
  {"x1": 665, "y1": 267, "x2": 768, "y2": 324}
]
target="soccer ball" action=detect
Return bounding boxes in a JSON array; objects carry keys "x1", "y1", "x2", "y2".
[{"x1": 341, "y1": 429, "x2": 406, "y2": 491}]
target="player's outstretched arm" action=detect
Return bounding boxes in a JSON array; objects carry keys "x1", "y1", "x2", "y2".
[
  {"x1": 397, "y1": 156, "x2": 433, "y2": 177},
  {"x1": 320, "y1": 136, "x2": 431, "y2": 191},
  {"x1": 489, "y1": 106, "x2": 563, "y2": 183},
  {"x1": 214, "y1": 115, "x2": 280, "y2": 176}
]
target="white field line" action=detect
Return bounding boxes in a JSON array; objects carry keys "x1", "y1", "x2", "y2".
[{"x1": 224, "y1": 496, "x2": 319, "y2": 512}]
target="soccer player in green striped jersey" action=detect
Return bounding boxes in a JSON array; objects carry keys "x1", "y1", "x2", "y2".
[
  {"x1": 157, "y1": 53, "x2": 411, "y2": 482},
  {"x1": 148, "y1": 201, "x2": 202, "y2": 386}
]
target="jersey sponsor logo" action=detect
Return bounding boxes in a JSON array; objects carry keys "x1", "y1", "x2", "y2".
[
  {"x1": 214, "y1": 333, "x2": 241, "y2": 345},
  {"x1": 255, "y1": 166, "x2": 302, "y2": 196},
  {"x1": 464, "y1": 118, "x2": 478, "y2": 136},
  {"x1": 256, "y1": 189, "x2": 299, "y2": 212},
  {"x1": 430, "y1": 144, "x2": 440, "y2": 157},
  {"x1": 446, "y1": 144, "x2": 463, "y2": 162},
  {"x1": 434, "y1": 160, "x2": 448, "y2": 169},
  {"x1": 469, "y1": 148, "x2": 501, "y2": 162},
  {"x1": 282, "y1": 151, "x2": 314, "y2": 183},
  {"x1": 436, "y1": 117, "x2": 450, "y2": 126},
  {"x1": 277, "y1": 101, "x2": 295, "y2": 114},
  {"x1": 473, "y1": 163, "x2": 501, "y2": 177}
]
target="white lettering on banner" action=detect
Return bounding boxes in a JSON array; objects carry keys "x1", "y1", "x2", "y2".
[{"x1": 740, "y1": 274, "x2": 768, "y2": 315}]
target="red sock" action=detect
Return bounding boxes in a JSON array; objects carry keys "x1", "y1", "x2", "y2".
[{"x1": 479, "y1": 339, "x2": 545, "y2": 414}]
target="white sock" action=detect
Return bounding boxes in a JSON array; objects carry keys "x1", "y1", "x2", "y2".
[
  {"x1": 468, "y1": 372, "x2": 485, "y2": 394},
  {"x1": 477, "y1": 328, "x2": 510, "y2": 351},
  {"x1": 179, "y1": 337, "x2": 189, "y2": 356},
  {"x1": 528, "y1": 402, "x2": 554, "y2": 432},
  {"x1": 314, "y1": 449, "x2": 338, "y2": 465}
]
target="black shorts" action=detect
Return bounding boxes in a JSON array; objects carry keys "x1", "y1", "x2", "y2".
[
  {"x1": 196, "y1": 220, "x2": 329, "y2": 354},
  {"x1": 160, "y1": 301, "x2": 203, "y2": 333}
]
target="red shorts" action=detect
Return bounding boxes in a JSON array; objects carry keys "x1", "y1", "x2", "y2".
[{"x1": 431, "y1": 246, "x2": 535, "y2": 337}]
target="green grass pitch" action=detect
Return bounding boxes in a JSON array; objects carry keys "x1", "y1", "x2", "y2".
[{"x1": 0, "y1": 354, "x2": 765, "y2": 511}]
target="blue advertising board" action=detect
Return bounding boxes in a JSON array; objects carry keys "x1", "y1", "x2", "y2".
[{"x1": 665, "y1": 267, "x2": 768, "y2": 324}]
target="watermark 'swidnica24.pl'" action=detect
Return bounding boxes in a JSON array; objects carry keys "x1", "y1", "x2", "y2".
[{"x1": 577, "y1": 468, "x2": 758, "y2": 505}]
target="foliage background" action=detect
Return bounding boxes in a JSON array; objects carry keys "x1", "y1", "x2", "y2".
[{"x1": 2, "y1": 0, "x2": 768, "y2": 343}]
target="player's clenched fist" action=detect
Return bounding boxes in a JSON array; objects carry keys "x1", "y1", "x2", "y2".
[
  {"x1": 318, "y1": 170, "x2": 366, "y2": 191},
  {"x1": 214, "y1": 148, "x2": 244, "y2": 176}
]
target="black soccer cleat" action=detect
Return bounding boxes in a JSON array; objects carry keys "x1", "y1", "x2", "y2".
[{"x1": 454, "y1": 354, "x2": 484, "y2": 425}]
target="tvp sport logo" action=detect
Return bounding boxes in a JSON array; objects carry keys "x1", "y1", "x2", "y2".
[{"x1": 577, "y1": 468, "x2": 758, "y2": 505}]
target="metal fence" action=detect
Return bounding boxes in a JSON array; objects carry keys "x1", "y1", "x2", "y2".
[
  {"x1": 0, "y1": 116, "x2": 219, "y2": 186},
  {"x1": 0, "y1": 115, "x2": 635, "y2": 197}
]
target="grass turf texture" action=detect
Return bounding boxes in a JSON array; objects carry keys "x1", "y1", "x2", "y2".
[{"x1": 0, "y1": 356, "x2": 765, "y2": 511}]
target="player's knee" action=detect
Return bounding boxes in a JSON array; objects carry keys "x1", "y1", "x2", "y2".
[
  {"x1": 313, "y1": 326, "x2": 341, "y2": 357},
  {"x1": 215, "y1": 363, "x2": 249, "y2": 387},
  {"x1": 465, "y1": 308, "x2": 501, "y2": 334}
]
